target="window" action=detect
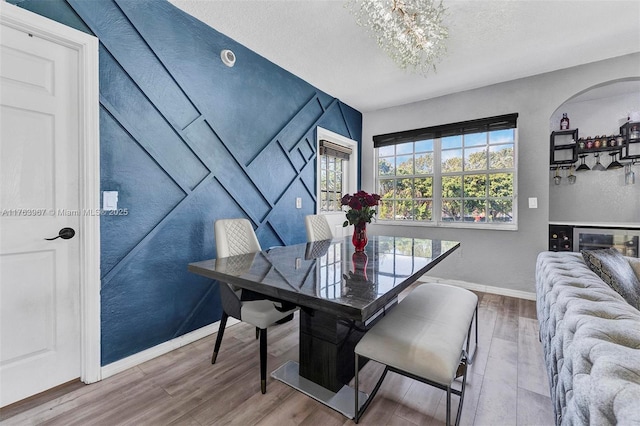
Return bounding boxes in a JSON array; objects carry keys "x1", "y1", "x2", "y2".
[
  {"x1": 374, "y1": 114, "x2": 518, "y2": 228},
  {"x1": 319, "y1": 139, "x2": 351, "y2": 213},
  {"x1": 316, "y1": 128, "x2": 358, "y2": 238},
  {"x1": 378, "y1": 139, "x2": 435, "y2": 221},
  {"x1": 319, "y1": 156, "x2": 344, "y2": 212}
]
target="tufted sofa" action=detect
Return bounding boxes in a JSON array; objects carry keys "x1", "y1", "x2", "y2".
[{"x1": 535, "y1": 251, "x2": 640, "y2": 425}]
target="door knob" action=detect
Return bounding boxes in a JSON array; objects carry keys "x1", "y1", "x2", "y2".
[{"x1": 45, "y1": 227, "x2": 76, "y2": 241}]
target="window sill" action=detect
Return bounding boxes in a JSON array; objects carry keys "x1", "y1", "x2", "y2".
[{"x1": 374, "y1": 220, "x2": 518, "y2": 231}]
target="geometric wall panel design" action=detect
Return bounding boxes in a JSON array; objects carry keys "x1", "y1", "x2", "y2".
[
  {"x1": 13, "y1": 0, "x2": 362, "y2": 365},
  {"x1": 98, "y1": 47, "x2": 210, "y2": 192},
  {"x1": 99, "y1": 108, "x2": 187, "y2": 276}
]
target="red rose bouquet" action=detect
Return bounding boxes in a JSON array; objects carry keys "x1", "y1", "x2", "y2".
[{"x1": 341, "y1": 191, "x2": 381, "y2": 227}]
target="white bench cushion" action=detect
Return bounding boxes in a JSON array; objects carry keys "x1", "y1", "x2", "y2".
[{"x1": 355, "y1": 283, "x2": 477, "y2": 386}]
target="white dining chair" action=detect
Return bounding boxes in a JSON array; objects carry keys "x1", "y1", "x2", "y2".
[
  {"x1": 305, "y1": 214, "x2": 333, "y2": 242},
  {"x1": 212, "y1": 218, "x2": 297, "y2": 394}
]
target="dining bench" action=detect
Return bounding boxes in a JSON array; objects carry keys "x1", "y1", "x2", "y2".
[{"x1": 353, "y1": 283, "x2": 478, "y2": 426}]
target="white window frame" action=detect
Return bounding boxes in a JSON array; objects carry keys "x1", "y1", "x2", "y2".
[
  {"x1": 316, "y1": 127, "x2": 358, "y2": 237},
  {"x1": 375, "y1": 124, "x2": 518, "y2": 231}
]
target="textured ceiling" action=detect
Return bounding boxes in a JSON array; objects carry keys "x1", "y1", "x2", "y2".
[{"x1": 169, "y1": 0, "x2": 640, "y2": 112}]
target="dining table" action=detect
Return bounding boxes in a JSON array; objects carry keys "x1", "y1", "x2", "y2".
[{"x1": 188, "y1": 234, "x2": 460, "y2": 418}]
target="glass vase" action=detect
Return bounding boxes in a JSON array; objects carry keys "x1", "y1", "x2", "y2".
[{"x1": 352, "y1": 222, "x2": 368, "y2": 252}]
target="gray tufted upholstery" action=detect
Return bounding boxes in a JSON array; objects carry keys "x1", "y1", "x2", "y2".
[{"x1": 536, "y1": 251, "x2": 640, "y2": 426}]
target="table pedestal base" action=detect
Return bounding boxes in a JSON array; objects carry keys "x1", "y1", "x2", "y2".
[{"x1": 271, "y1": 360, "x2": 368, "y2": 419}]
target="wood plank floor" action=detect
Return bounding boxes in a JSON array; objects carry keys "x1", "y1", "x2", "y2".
[{"x1": 1, "y1": 288, "x2": 555, "y2": 426}]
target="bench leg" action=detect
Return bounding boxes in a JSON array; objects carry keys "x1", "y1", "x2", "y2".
[
  {"x1": 354, "y1": 354, "x2": 359, "y2": 423},
  {"x1": 354, "y1": 356, "x2": 389, "y2": 423},
  {"x1": 473, "y1": 305, "x2": 479, "y2": 363},
  {"x1": 465, "y1": 304, "x2": 479, "y2": 365},
  {"x1": 357, "y1": 361, "x2": 469, "y2": 426},
  {"x1": 450, "y1": 304, "x2": 476, "y2": 425},
  {"x1": 474, "y1": 304, "x2": 478, "y2": 356},
  {"x1": 453, "y1": 359, "x2": 469, "y2": 426},
  {"x1": 446, "y1": 386, "x2": 452, "y2": 426}
]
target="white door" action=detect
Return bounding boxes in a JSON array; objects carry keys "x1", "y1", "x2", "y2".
[{"x1": 0, "y1": 21, "x2": 82, "y2": 407}]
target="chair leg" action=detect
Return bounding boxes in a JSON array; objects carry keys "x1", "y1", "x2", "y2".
[
  {"x1": 260, "y1": 328, "x2": 267, "y2": 394},
  {"x1": 211, "y1": 311, "x2": 229, "y2": 364}
]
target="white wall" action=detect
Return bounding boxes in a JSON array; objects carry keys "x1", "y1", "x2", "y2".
[{"x1": 361, "y1": 53, "x2": 640, "y2": 293}]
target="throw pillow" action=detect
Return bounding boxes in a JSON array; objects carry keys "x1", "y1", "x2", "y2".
[{"x1": 582, "y1": 248, "x2": 640, "y2": 310}]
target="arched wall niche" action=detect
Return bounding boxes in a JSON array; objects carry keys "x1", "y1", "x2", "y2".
[
  {"x1": 564, "y1": 77, "x2": 640, "y2": 105},
  {"x1": 551, "y1": 77, "x2": 640, "y2": 133},
  {"x1": 549, "y1": 77, "x2": 640, "y2": 225}
]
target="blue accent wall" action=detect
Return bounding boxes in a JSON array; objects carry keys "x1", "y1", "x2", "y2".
[{"x1": 12, "y1": 0, "x2": 362, "y2": 365}]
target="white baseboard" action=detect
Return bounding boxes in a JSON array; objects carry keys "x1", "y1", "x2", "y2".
[
  {"x1": 100, "y1": 318, "x2": 240, "y2": 380},
  {"x1": 101, "y1": 279, "x2": 534, "y2": 380},
  {"x1": 417, "y1": 276, "x2": 536, "y2": 301}
]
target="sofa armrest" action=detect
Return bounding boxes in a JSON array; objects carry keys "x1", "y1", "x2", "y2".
[{"x1": 626, "y1": 256, "x2": 640, "y2": 281}]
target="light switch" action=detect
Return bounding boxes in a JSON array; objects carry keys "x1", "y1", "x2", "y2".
[
  {"x1": 103, "y1": 191, "x2": 118, "y2": 211},
  {"x1": 528, "y1": 197, "x2": 538, "y2": 209},
  {"x1": 296, "y1": 197, "x2": 302, "y2": 209}
]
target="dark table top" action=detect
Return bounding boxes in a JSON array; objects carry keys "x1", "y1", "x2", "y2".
[{"x1": 188, "y1": 235, "x2": 460, "y2": 322}]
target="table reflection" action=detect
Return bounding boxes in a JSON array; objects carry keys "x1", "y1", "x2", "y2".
[{"x1": 299, "y1": 236, "x2": 456, "y2": 302}]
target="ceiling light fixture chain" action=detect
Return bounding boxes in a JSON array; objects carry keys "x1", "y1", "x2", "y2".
[{"x1": 346, "y1": 0, "x2": 448, "y2": 75}]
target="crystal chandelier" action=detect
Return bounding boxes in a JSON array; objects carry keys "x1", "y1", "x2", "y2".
[{"x1": 346, "y1": 0, "x2": 448, "y2": 75}]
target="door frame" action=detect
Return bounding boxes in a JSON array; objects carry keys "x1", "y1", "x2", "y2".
[
  {"x1": 315, "y1": 127, "x2": 359, "y2": 237},
  {"x1": 1, "y1": 3, "x2": 101, "y2": 384},
  {"x1": 315, "y1": 126, "x2": 359, "y2": 205}
]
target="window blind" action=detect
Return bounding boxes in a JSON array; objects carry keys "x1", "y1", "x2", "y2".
[
  {"x1": 319, "y1": 139, "x2": 352, "y2": 160},
  {"x1": 373, "y1": 113, "x2": 518, "y2": 148}
]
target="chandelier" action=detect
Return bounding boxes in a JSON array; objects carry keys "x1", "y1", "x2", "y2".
[{"x1": 346, "y1": 0, "x2": 448, "y2": 75}]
